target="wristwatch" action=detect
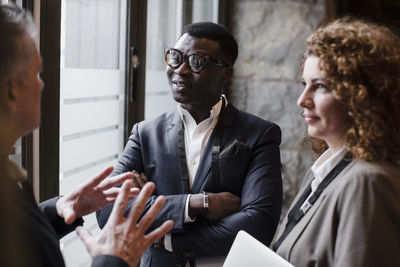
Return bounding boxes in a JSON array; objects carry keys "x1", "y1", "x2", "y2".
[{"x1": 201, "y1": 191, "x2": 209, "y2": 217}]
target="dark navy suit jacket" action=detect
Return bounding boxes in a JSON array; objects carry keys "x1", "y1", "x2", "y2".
[
  {"x1": 97, "y1": 103, "x2": 283, "y2": 266},
  {"x1": 0, "y1": 162, "x2": 129, "y2": 267}
]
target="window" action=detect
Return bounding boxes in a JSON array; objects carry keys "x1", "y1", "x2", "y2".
[
  {"x1": 58, "y1": 1, "x2": 128, "y2": 266},
  {"x1": 144, "y1": 0, "x2": 220, "y2": 119}
]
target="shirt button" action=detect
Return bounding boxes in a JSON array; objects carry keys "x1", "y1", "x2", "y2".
[{"x1": 191, "y1": 159, "x2": 196, "y2": 165}]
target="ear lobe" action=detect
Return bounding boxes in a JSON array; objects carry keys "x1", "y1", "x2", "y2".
[
  {"x1": 222, "y1": 67, "x2": 233, "y2": 83},
  {"x1": 0, "y1": 78, "x2": 18, "y2": 113},
  {"x1": 7, "y1": 82, "x2": 16, "y2": 101}
]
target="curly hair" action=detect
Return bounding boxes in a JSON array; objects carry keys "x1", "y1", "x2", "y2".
[{"x1": 306, "y1": 17, "x2": 400, "y2": 166}]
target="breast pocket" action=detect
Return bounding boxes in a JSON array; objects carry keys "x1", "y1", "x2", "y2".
[{"x1": 218, "y1": 151, "x2": 251, "y2": 195}]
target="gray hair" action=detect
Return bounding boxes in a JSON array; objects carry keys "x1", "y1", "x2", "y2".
[{"x1": 0, "y1": 4, "x2": 36, "y2": 84}]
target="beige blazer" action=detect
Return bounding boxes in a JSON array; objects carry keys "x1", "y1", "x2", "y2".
[{"x1": 275, "y1": 160, "x2": 400, "y2": 267}]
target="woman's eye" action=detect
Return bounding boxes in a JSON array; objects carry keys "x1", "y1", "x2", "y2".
[{"x1": 315, "y1": 83, "x2": 327, "y2": 90}]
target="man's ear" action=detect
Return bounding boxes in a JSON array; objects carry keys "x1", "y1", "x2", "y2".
[
  {"x1": 0, "y1": 78, "x2": 18, "y2": 113},
  {"x1": 222, "y1": 66, "x2": 233, "y2": 84}
]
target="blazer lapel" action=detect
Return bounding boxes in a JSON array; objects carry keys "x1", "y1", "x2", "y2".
[
  {"x1": 191, "y1": 104, "x2": 238, "y2": 193},
  {"x1": 283, "y1": 172, "x2": 331, "y2": 259},
  {"x1": 166, "y1": 111, "x2": 180, "y2": 156},
  {"x1": 286, "y1": 193, "x2": 326, "y2": 260},
  {"x1": 166, "y1": 111, "x2": 188, "y2": 193}
]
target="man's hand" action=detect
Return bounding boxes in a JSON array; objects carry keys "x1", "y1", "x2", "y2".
[
  {"x1": 56, "y1": 166, "x2": 138, "y2": 224},
  {"x1": 76, "y1": 181, "x2": 174, "y2": 267},
  {"x1": 189, "y1": 192, "x2": 241, "y2": 221},
  {"x1": 131, "y1": 170, "x2": 148, "y2": 189}
]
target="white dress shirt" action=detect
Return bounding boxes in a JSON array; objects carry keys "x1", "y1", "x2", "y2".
[
  {"x1": 300, "y1": 146, "x2": 348, "y2": 213},
  {"x1": 164, "y1": 96, "x2": 227, "y2": 252}
]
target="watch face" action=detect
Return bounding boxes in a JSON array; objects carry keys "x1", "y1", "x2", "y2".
[{"x1": 204, "y1": 193, "x2": 209, "y2": 208}]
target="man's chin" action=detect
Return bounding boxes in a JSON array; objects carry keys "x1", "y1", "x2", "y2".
[
  {"x1": 172, "y1": 94, "x2": 192, "y2": 105},
  {"x1": 23, "y1": 121, "x2": 40, "y2": 137}
]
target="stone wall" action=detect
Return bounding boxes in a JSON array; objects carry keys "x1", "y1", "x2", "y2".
[{"x1": 226, "y1": 0, "x2": 326, "y2": 219}]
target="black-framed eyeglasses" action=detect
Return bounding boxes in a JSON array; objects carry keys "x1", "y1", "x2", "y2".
[{"x1": 164, "y1": 48, "x2": 230, "y2": 73}]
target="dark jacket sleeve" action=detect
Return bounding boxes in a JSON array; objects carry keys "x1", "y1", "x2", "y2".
[
  {"x1": 96, "y1": 123, "x2": 191, "y2": 232},
  {"x1": 171, "y1": 124, "x2": 282, "y2": 258},
  {"x1": 38, "y1": 197, "x2": 84, "y2": 239},
  {"x1": 91, "y1": 255, "x2": 130, "y2": 267},
  {"x1": 96, "y1": 115, "x2": 283, "y2": 263}
]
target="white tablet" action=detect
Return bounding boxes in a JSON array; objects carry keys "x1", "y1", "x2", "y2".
[{"x1": 223, "y1": 230, "x2": 294, "y2": 267}]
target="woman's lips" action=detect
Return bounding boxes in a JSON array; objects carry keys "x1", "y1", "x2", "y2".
[{"x1": 304, "y1": 114, "x2": 319, "y2": 124}]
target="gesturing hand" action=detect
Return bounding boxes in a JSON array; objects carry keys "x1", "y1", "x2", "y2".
[
  {"x1": 131, "y1": 170, "x2": 148, "y2": 189},
  {"x1": 56, "y1": 166, "x2": 138, "y2": 224},
  {"x1": 76, "y1": 181, "x2": 174, "y2": 267}
]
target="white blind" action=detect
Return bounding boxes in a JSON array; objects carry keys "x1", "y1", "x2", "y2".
[{"x1": 59, "y1": 1, "x2": 127, "y2": 266}]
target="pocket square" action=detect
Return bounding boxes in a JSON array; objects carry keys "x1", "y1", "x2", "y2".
[{"x1": 219, "y1": 139, "x2": 249, "y2": 158}]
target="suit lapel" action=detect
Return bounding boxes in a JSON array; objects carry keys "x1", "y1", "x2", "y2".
[
  {"x1": 166, "y1": 111, "x2": 188, "y2": 193},
  {"x1": 286, "y1": 192, "x2": 326, "y2": 259},
  {"x1": 191, "y1": 104, "x2": 238, "y2": 193},
  {"x1": 283, "y1": 171, "x2": 333, "y2": 259},
  {"x1": 166, "y1": 111, "x2": 180, "y2": 156}
]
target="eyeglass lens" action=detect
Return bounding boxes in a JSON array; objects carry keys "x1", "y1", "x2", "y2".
[{"x1": 166, "y1": 49, "x2": 206, "y2": 72}]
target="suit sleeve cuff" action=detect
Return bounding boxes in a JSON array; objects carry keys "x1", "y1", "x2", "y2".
[
  {"x1": 91, "y1": 255, "x2": 129, "y2": 267},
  {"x1": 39, "y1": 196, "x2": 84, "y2": 239}
]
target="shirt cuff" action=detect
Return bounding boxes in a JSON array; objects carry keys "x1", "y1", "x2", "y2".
[
  {"x1": 184, "y1": 194, "x2": 196, "y2": 223},
  {"x1": 164, "y1": 195, "x2": 195, "y2": 252},
  {"x1": 164, "y1": 233, "x2": 173, "y2": 252}
]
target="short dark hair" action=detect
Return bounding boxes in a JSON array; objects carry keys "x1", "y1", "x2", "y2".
[
  {"x1": 0, "y1": 4, "x2": 36, "y2": 84},
  {"x1": 182, "y1": 22, "x2": 238, "y2": 65}
]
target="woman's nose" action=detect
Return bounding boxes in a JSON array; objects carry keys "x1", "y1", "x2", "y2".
[{"x1": 297, "y1": 86, "x2": 313, "y2": 108}]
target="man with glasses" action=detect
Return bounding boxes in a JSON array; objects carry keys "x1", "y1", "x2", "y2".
[{"x1": 97, "y1": 22, "x2": 283, "y2": 267}]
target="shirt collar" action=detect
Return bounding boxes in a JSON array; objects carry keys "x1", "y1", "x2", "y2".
[
  {"x1": 177, "y1": 94, "x2": 228, "y2": 124},
  {"x1": 311, "y1": 146, "x2": 348, "y2": 183}
]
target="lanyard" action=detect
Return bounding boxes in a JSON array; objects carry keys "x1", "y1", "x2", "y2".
[
  {"x1": 177, "y1": 97, "x2": 225, "y2": 193},
  {"x1": 272, "y1": 157, "x2": 351, "y2": 251}
]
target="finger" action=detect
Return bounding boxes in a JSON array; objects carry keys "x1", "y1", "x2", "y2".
[
  {"x1": 132, "y1": 170, "x2": 144, "y2": 189},
  {"x1": 103, "y1": 187, "x2": 140, "y2": 198},
  {"x1": 132, "y1": 179, "x2": 141, "y2": 188},
  {"x1": 108, "y1": 180, "x2": 133, "y2": 224},
  {"x1": 130, "y1": 187, "x2": 141, "y2": 195},
  {"x1": 141, "y1": 172, "x2": 149, "y2": 182},
  {"x1": 127, "y1": 182, "x2": 155, "y2": 229},
  {"x1": 76, "y1": 226, "x2": 95, "y2": 256},
  {"x1": 105, "y1": 188, "x2": 139, "y2": 202},
  {"x1": 97, "y1": 172, "x2": 134, "y2": 191},
  {"x1": 136, "y1": 196, "x2": 166, "y2": 233},
  {"x1": 132, "y1": 171, "x2": 148, "y2": 188},
  {"x1": 145, "y1": 220, "x2": 174, "y2": 246},
  {"x1": 56, "y1": 197, "x2": 77, "y2": 224},
  {"x1": 86, "y1": 166, "x2": 114, "y2": 188},
  {"x1": 137, "y1": 172, "x2": 148, "y2": 188},
  {"x1": 62, "y1": 208, "x2": 77, "y2": 225}
]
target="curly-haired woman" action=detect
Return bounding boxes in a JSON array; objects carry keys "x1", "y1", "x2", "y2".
[{"x1": 272, "y1": 18, "x2": 400, "y2": 267}]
